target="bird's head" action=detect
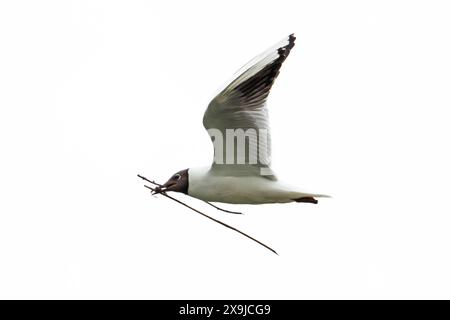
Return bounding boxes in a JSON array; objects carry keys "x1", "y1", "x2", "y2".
[{"x1": 153, "y1": 169, "x2": 189, "y2": 195}]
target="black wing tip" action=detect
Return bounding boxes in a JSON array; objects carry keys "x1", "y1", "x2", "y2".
[
  {"x1": 288, "y1": 33, "x2": 296, "y2": 47},
  {"x1": 277, "y1": 33, "x2": 296, "y2": 59},
  {"x1": 232, "y1": 34, "x2": 297, "y2": 103}
]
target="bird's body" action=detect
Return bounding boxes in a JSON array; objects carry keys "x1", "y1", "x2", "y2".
[
  {"x1": 152, "y1": 34, "x2": 329, "y2": 205},
  {"x1": 188, "y1": 166, "x2": 326, "y2": 204}
]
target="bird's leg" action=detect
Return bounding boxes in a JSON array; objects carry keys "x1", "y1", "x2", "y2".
[
  {"x1": 203, "y1": 201, "x2": 243, "y2": 215},
  {"x1": 294, "y1": 197, "x2": 318, "y2": 204}
]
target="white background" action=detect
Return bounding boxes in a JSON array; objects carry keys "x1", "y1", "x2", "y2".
[{"x1": 1, "y1": 0, "x2": 450, "y2": 299}]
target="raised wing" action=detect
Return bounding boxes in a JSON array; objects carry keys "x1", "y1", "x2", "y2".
[{"x1": 203, "y1": 34, "x2": 296, "y2": 179}]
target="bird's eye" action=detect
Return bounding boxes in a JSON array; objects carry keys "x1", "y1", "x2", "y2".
[{"x1": 173, "y1": 174, "x2": 181, "y2": 180}]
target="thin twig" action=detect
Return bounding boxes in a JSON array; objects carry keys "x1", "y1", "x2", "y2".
[
  {"x1": 137, "y1": 174, "x2": 162, "y2": 187},
  {"x1": 138, "y1": 175, "x2": 277, "y2": 255},
  {"x1": 203, "y1": 201, "x2": 243, "y2": 215}
]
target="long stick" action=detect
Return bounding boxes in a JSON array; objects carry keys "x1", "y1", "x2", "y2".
[{"x1": 138, "y1": 175, "x2": 277, "y2": 255}]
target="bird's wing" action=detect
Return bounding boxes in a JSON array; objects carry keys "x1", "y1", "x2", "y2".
[{"x1": 203, "y1": 34, "x2": 296, "y2": 179}]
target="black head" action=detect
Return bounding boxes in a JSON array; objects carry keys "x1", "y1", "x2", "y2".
[{"x1": 153, "y1": 169, "x2": 189, "y2": 195}]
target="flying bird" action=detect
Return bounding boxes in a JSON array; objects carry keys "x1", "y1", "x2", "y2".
[{"x1": 152, "y1": 34, "x2": 329, "y2": 205}]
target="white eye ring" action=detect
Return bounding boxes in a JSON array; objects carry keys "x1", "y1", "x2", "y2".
[{"x1": 173, "y1": 174, "x2": 181, "y2": 180}]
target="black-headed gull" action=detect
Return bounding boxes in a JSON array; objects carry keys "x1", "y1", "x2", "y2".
[{"x1": 153, "y1": 34, "x2": 329, "y2": 205}]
